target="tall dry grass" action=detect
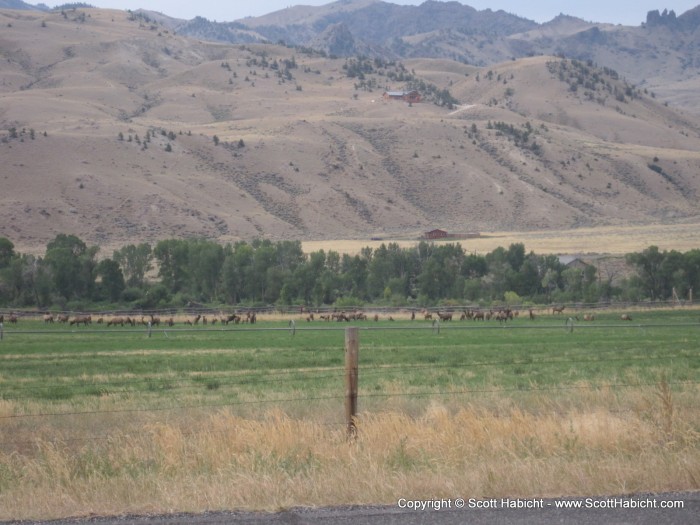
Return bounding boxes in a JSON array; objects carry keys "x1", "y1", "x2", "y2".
[{"x1": 1, "y1": 384, "x2": 698, "y2": 521}]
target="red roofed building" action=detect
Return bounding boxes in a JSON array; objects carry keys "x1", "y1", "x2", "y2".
[{"x1": 383, "y1": 90, "x2": 422, "y2": 104}]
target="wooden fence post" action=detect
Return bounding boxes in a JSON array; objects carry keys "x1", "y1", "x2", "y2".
[{"x1": 345, "y1": 326, "x2": 359, "y2": 439}]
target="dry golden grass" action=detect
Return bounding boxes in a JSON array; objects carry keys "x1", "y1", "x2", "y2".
[
  {"x1": 302, "y1": 221, "x2": 700, "y2": 256},
  {"x1": 1, "y1": 385, "x2": 698, "y2": 520}
]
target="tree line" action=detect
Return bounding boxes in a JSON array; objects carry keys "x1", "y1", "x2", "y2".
[{"x1": 0, "y1": 235, "x2": 698, "y2": 310}]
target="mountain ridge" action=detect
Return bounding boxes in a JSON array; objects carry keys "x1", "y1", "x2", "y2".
[{"x1": 1, "y1": 6, "x2": 700, "y2": 252}]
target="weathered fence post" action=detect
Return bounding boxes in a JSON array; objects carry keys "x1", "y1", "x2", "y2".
[
  {"x1": 0, "y1": 322, "x2": 3, "y2": 341},
  {"x1": 147, "y1": 321, "x2": 152, "y2": 338},
  {"x1": 345, "y1": 326, "x2": 359, "y2": 439}
]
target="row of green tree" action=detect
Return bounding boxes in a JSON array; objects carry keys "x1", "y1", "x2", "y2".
[{"x1": 0, "y1": 235, "x2": 698, "y2": 310}]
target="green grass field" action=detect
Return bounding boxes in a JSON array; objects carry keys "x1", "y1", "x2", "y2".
[
  {"x1": 1, "y1": 309, "x2": 698, "y2": 417},
  {"x1": 1, "y1": 308, "x2": 699, "y2": 520}
]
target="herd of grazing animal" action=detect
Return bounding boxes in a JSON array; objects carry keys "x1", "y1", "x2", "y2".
[{"x1": 0, "y1": 308, "x2": 645, "y2": 328}]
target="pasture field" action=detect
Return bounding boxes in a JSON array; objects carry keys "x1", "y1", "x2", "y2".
[{"x1": 0, "y1": 309, "x2": 699, "y2": 519}]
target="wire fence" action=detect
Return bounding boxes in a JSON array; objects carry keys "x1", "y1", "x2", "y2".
[
  {"x1": 1, "y1": 318, "x2": 698, "y2": 449},
  {"x1": 1, "y1": 379, "x2": 698, "y2": 448},
  {"x1": 1, "y1": 298, "x2": 698, "y2": 320}
]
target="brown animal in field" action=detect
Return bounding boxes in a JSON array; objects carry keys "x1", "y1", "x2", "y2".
[
  {"x1": 620, "y1": 314, "x2": 632, "y2": 321},
  {"x1": 495, "y1": 309, "x2": 511, "y2": 323},
  {"x1": 247, "y1": 312, "x2": 257, "y2": 324},
  {"x1": 96, "y1": 317, "x2": 103, "y2": 324},
  {"x1": 388, "y1": 316, "x2": 395, "y2": 321},
  {"x1": 107, "y1": 317, "x2": 125, "y2": 327},
  {"x1": 424, "y1": 312, "x2": 433, "y2": 320},
  {"x1": 552, "y1": 305, "x2": 566, "y2": 315},
  {"x1": 583, "y1": 314, "x2": 595, "y2": 321},
  {"x1": 319, "y1": 314, "x2": 331, "y2": 321},
  {"x1": 184, "y1": 319, "x2": 193, "y2": 326},
  {"x1": 150, "y1": 315, "x2": 161, "y2": 326},
  {"x1": 70, "y1": 315, "x2": 91, "y2": 326},
  {"x1": 473, "y1": 311, "x2": 485, "y2": 321},
  {"x1": 529, "y1": 309, "x2": 536, "y2": 320},
  {"x1": 57, "y1": 314, "x2": 70, "y2": 323},
  {"x1": 411, "y1": 311, "x2": 415, "y2": 321},
  {"x1": 437, "y1": 311, "x2": 453, "y2": 321},
  {"x1": 166, "y1": 317, "x2": 175, "y2": 327},
  {"x1": 124, "y1": 316, "x2": 136, "y2": 326},
  {"x1": 210, "y1": 318, "x2": 217, "y2": 325},
  {"x1": 43, "y1": 314, "x2": 54, "y2": 323},
  {"x1": 193, "y1": 314, "x2": 201, "y2": 325},
  {"x1": 307, "y1": 313, "x2": 315, "y2": 322},
  {"x1": 373, "y1": 314, "x2": 379, "y2": 322},
  {"x1": 8, "y1": 313, "x2": 18, "y2": 324}
]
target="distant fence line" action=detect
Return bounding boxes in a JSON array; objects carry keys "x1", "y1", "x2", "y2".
[
  {"x1": 1, "y1": 321, "x2": 699, "y2": 337},
  {"x1": 0, "y1": 299, "x2": 697, "y2": 319}
]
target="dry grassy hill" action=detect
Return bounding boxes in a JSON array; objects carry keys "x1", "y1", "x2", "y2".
[{"x1": 2, "y1": 7, "x2": 700, "y2": 253}]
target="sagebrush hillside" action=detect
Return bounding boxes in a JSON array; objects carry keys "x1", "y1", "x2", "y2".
[{"x1": 2, "y1": 7, "x2": 700, "y2": 251}]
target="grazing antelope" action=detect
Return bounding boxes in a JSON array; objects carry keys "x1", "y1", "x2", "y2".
[
  {"x1": 552, "y1": 305, "x2": 566, "y2": 315},
  {"x1": 107, "y1": 317, "x2": 125, "y2": 327}
]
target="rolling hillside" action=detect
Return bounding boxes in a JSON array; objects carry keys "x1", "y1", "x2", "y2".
[{"x1": 2, "y1": 7, "x2": 700, "y2": 252}]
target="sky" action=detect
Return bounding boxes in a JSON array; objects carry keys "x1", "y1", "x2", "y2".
[{"x1": 31, "y1": 1, "x2": 700, "y2": 25}]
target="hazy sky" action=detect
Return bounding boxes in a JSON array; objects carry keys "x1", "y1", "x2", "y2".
[{"x1": 32, "y1": 1, "x2": 699, "y2": 25}]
